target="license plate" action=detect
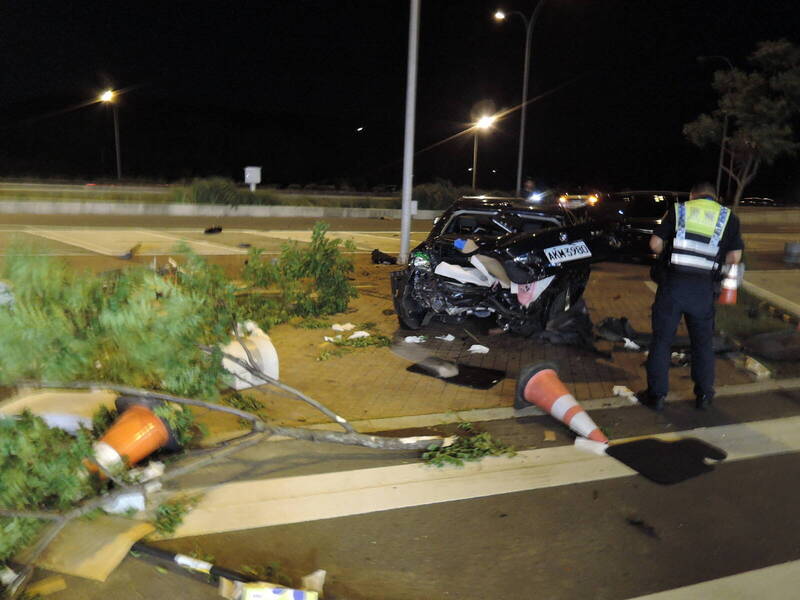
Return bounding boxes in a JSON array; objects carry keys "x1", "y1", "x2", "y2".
[{"x1": 544, "y1": 240, "x2": 592, "y2": 264}]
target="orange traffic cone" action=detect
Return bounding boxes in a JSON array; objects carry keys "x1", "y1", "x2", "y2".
[
  {"x1": 717, "y1": 264, "x2": 740, "y2": 305},
  {"x1": 89, "y1": 397, "x2": 180, "y2": 475},
  {"x1": 515, "y1": 362, "x2": 608, "y2": 443}
]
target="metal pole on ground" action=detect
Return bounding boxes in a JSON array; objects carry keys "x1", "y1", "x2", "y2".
[{"x1": 399, "y1": 0, "x2": 421, "y2": 265}]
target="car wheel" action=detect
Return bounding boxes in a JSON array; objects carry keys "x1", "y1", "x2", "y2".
[{"x1": 390, "y1": 270, "x2": 427, "y2": 330}]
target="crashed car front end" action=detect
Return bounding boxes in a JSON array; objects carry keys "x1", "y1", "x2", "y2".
[{"x1": 391, "y1": 221, "x2": 612, "y2": 336}]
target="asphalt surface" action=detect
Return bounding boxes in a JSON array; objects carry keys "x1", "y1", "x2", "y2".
[{"x1": 40, "y1": 388, "x2": 800, "y2": 600}]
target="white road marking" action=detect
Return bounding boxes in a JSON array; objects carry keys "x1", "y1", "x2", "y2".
[
  {"x1": 165, "y1": 415, "x2": 800, "y2": 538},
  {"x1": 628, "y1": 559, "x2": 800, "y2": 599},
  {"x1": 142, "y1": 229, "x2": 247, "y2": 255}
]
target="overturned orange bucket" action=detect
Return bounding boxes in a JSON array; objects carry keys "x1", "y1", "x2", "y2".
[
  {"x1": 515, "y1": 362, "x2": 608, "y2": 443},
  {"x1": 89, "y1": 397, "x2": 180, "y2": 475}
]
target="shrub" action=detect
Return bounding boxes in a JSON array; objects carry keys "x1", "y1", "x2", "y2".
[{"x1": 412, "y1": 179, "x2": 513, "y2": 211}]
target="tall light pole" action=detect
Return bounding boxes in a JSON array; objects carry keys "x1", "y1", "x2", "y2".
[
  {"x1": 472, "y1": 115, "x2": 496, "y2": 190},
  {"x1": 495, "y1": 2, "x2": 548, "y2": 197},
  {"x1": 698, "y1": 55, "x2": 734, "y2": 200},
  {"x1": 399, "y1": 0, "x2": 421, "y2": 265},
  {"x1": 99, "y1": 89, "x2": 122, "y2": 180}
]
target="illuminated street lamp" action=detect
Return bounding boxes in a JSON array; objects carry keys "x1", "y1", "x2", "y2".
[
  {"x1": 99, "y1": 89, "x2": 122, "y2": 180},
  {"x1": 472, "y1": 115, "x2": 496, "y2": 190},
  {"x1": 495, "y1": 2, "x2": 549, "y2": 196}
]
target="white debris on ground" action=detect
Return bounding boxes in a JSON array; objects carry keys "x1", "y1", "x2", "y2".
[
  {"x1": 332, "y1": 323, "x2": 356, "y2": 332},
  {"x1": 467, "y1": 344, "x2": 489, "y2": 354},
  {"x1": 102, "y1": 491, "x2": 146, "y2": 515},
  {"x1": 574, "y1": 437, "x2": 609, "y2": 455},
  {"x1": 300, "y1": 570, "x2": 327, "y2": 596},
  {"x1": 348, "y1": 331, "x2": 370, "y2": 340},
  {"x1": 324, "y1": 335, "x2": 343, "y2": 342},
  {"x1": 435, "y1": 334, "x2": 455, "y2": 342},
  {"x1": 404, "y1": 336, "x2": 427, "y2": 343},
  {"x1": 612, "y1": 385, "x2": 639, "y2": 403},
  {"x1": 623, "y1": 338, "x2": 641, "y2": 350}
]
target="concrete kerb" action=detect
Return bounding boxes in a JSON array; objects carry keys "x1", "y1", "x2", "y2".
[
  {"x1": 283, "y1": 377, "x2": 800, "y2": 436},
  {"x1": 741, "y1": 279, "x2": 800, "y2": 320},
  {"x1": 0, "y1": 200, "x2": 441, "y2": 221}
]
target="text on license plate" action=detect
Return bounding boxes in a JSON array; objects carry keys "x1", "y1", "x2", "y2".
[{"x1": 544, "y1": 241, "x2": 592, "y2": 264}]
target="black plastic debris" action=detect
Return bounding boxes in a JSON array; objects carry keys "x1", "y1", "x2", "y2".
[
  {"x1": 536, "y1": 299, "x2": 610, "y2": 358},
  {"x1": 119, "y1": 243, "x2": 141, "y2": 260},
  {"x1": 744, "y1": 329, "x2": 800, "y2": 361},
  {"x1": 372, "y1": 249, "x2": 398, "y2": 265},
  {"x1": 204, "y1": 226, "x2": 223, "y2": 234},
  {"x1": 407, "y1": 362, "x2": 505, "y2": 389},
  {"x1": 596, "y1": 316, "x2": 737, "y2": 354},
  {"x1": 626, "y1": 517, "x2": 659, "y2": 539},
  {"x1": 238, "y1": 242, "x2": 252, "y2": 248},
  {"x1": 606, "y1": 437, "x2": 727, "y2": 485}
]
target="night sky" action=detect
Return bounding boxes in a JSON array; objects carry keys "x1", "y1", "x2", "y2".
[{"x1": 1, "y1": 1, "x2": 799, "y2": 197}]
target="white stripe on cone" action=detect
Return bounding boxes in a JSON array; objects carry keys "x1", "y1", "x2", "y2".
[
  {"x1": 569, "y1": 411, "x2": 603, "y2": 440},
  {"x1": 550, "y1": 394, "x2": 578, "y2": 421},
  {"x1": 546, "y1": 393, "x2": 606, "y2": 442}
]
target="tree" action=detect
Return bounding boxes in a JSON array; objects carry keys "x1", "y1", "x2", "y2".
[{"x1": 684, "y1": 40, "x2": 800, "y2": 207}]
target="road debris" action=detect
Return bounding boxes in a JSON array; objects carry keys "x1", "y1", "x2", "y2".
[
  {"x1": 467, "y1": 344, "x2": 489, "y2": 354},
  {"x1": 371, "y1": 249, "x2": 397, "y2": 265},
  {"x1": 606, "y1": 437, "x2": 727, "y2": 485},
  {"x1": 574, "y1": 437, "x2": 608, "y2": 455},
  {"x1": 612, "y1": 386, "x2": 639, "y2": 403},
  {"x1": 23, "y1": 575, "x2": 67, "y2": 597},
  {"x1": 626, "y1": 517, "x2": 660, "y2": 539},
  {"x1": 332, "y1": 322, "x2": 356, "y2": 332},
  {"x1": 347, "y1": 331, "x2": 370, "y2": 340},
  {"x1": 404, "y1": 335, "x2": 427, "y2": 343},
  {"x1": 204, "y1": 226, "x2": 223, "y2": 234},
  {"x1": 435, "y1": 334, "x2": 455, "y2": 342}
]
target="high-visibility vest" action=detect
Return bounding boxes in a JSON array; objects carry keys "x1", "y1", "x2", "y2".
[{"x1": 669, "y1": 198, "x2": 730, "y2": 275}]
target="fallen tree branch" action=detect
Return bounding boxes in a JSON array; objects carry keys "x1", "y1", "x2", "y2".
[
  {"x1": 3, "y1": 381, "x2": 446, "y2": 597},
  {"x1": 199, "y1": 344, "x2": 355, "y2": 433}
]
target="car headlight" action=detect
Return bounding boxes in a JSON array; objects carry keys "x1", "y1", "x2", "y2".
[{"x1": 410, "y1": 252, "x2": 432, "y2": 270}]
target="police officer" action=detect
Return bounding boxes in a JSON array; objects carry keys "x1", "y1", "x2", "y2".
[{"x1": 641, "y1": 182, "x2": 744, "y2": 410}]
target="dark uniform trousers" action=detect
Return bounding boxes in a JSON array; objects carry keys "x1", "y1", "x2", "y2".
[{"x1": 646, "y1": 274, "x2": 716, "y2": 398}]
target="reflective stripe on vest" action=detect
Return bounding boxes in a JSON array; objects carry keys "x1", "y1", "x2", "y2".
[{"x1": 670, "y1": 199, "x2": 730, "y2": 274}]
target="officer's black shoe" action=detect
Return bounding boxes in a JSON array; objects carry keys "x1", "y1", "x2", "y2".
[
  {"x1": 695, "y1": 395, "x2": 713, "y2": 411},
  {"x1": 636, "y1": 390, "x2": 666, "y2": 411}
]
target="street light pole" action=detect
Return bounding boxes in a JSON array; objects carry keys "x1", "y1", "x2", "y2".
[
  {"x1": 112, "y1": 103, "x2": 122, "y2": 180},
  {"x1": 399, "y1": 0, "x2": 421, "y2": 265},
  {"x1": 495, "y1": 1, "x2": 548, "y2": 196},
  {"x1": 472, "y1": 132, "x2": 479, "y2": 190},
  {"x1": 471, "y1": 115, "x2": 496, "y2": 191},
  {"x1": 100, "y1": 89, "x2": 122, "y2": 180}
]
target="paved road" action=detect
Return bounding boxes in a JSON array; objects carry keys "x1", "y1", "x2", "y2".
[{"x1": 45, "y1": 386, "x2": 800, "y2": 600}]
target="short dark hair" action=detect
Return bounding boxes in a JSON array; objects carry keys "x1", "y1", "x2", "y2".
[{"x1": 690, "y1": 182, "x2": 716, "y2": 201}]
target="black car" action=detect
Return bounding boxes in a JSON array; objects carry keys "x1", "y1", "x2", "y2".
[
  {"x1": 391, "y1": 196, "x2": 614, "y2": 336},
  {"x1": 598, "y1": 190, "x2": 688, "y2": 258}
]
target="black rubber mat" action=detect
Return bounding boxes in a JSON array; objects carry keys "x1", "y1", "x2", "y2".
[
  {"x1": 407, "y1": 363, "x2": 505, "y2": 389},
  {"x1": 606, "y1": 437, "x2": 727, "y2": 485}
]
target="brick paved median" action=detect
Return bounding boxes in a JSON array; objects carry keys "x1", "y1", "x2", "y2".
[{"x1": 251, "y1": 258, "x2": 751, "y2": 427}]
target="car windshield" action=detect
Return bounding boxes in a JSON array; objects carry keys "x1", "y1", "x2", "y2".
[
  {"x1": 616, "y1": 193, "x2": 671, "y2": 218},
  {"x1": 443, "y1": 211, "x2": 509, "y2": 236}
]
